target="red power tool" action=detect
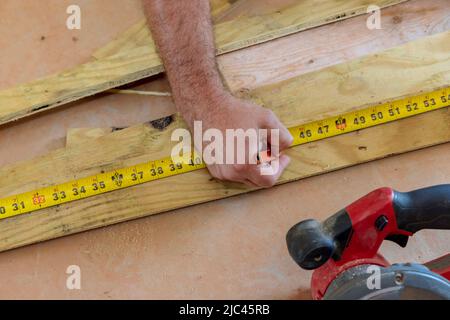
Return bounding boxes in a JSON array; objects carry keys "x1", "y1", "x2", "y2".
[{"x1": 286, "y1": 185, "x2": 450, "y2": 300}]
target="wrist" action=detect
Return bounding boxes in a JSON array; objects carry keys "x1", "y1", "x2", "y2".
[
  {"x1": 198, "y1": 84, "x2": 230, "y2": 109},
  {"x1": 175, "y1": 84, "x2": 231, "y2": 124}
]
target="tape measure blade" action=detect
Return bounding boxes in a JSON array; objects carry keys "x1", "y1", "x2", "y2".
[{"x1": 0, "y1": 88, "x2": 448, "y2": 221}]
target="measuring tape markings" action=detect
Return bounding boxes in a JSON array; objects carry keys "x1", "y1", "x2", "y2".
[
  {"x1": 0, "y1": 153, "x2": 206, "y2": 219},
  {"x1": 0, "y1": 87, "x2": 449, "y2": 220},
  {"x1": 289, "y1": 88, "x2": 450, "y2": 146}
]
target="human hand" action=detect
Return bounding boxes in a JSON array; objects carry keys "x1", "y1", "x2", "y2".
[{"x1": 182, "y1": 91, "x2": 293, "y2": 187}]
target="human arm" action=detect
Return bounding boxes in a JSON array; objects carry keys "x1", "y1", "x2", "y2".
[{"x1": 142, "y1": 0, "x2": 293, "y2": 187}]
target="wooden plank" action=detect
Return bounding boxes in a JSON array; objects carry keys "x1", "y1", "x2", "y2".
[
  {"x1": 93, "y1": 0, "x2": 407, "y2": 59},
  {"x1": 0, "y1": 112, "x2": 448, "y2": 252},
  {"x1": 210, "y1": 0, "x2": 234, "y2": 20},
  {"x1": 0, "y1": 0, "x2": 406, "y2": 126},
  {"x1": 219, "y1": 0, "x2": 450, "y2": 91},
  {"x1": 66, "y1": 128, "x2": 114, "y2": 147},
  {"x1": 247, "y1": 33, "x2": 450, "y2": 128},
  {"x1": 0, "y1": 32, "x2": 448, "y2": 252},
  {"x1": 68, "y1": 0, "x2": 450, "y2": 147},
  {"x1": 0, "y1": 0, "x2": 440, "y2": 170},
  {"x1": 212, "y1": 0, "x2": 300, "y2": 23}
]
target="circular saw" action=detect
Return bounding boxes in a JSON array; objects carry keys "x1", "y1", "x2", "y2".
[{"x1": 286, "y1": 185, "x2": 450, "y2": 300}]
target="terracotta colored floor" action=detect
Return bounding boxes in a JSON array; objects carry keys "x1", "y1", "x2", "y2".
[{"x1": 0, "y1": 0, "x2": 449, "y2": 299}]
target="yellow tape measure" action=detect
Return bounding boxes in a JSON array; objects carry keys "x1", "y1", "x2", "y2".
[{"x1": 0, "y1": 88, "x2": 449, "y2": 220}]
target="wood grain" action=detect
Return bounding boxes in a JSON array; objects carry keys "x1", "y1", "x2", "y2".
[
  {"x1": 0, "y1": 0, "x2": 406, "y2": 126},
  {"x1": 66, "y1": 128, "x2": 114, "y2": 147},
  {"x1": 210, "y1": 0, "x2": 234, "y2": 17},
  {"x1": 93, "y1": 0, "x2": 408, "y2": 59},
  {"x1": 247, "y1": 31, "x2": 450, "y2": 128},
  {"x1": 219, "y1": 0, "x2": 450, "y2": 91},
  {"x1": 0, "y1": 32, "x2": 448, "y2": 252}
]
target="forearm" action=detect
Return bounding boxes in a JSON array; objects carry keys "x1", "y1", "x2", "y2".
[
  {"x1": 143, "y1": 0, "x2": 226, "y2": 124},
  {"x1": 142, "y1": 0, "x2": 293, "y2": 187}
]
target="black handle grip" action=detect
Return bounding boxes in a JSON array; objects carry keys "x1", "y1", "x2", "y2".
[
  {"x1": 286, "y1": 219, "x2": 335, "y2": 270},
  {"x1": 286, "y1": 209, "x2": 353, "y2": 270},
  {"x1": 393, "y1": 184, "x2": 450, "y2": 234}
]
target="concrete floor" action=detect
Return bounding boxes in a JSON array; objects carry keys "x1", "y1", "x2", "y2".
[{"x1": 0, "y1": 0, "x2": 449, "y2": 299}]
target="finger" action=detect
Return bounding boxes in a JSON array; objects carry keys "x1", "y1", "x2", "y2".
[
  {"x1": 262, "y1": 114, "x2": 294, "y2": 151},
  {"x1": 220, "y1": 166, "x2": 254, "y2": 186},
  {"x1": 243, "y1": 179, "x2": 259, "y2": 188},
  {"x1": 247, "y1": 154, "x2": 291, "y2": 188},
  {"x1": 206, "y1": 165, "x2": 219, "y2": 179}
]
